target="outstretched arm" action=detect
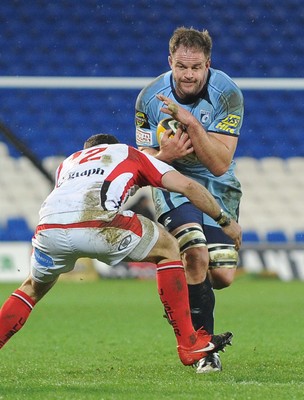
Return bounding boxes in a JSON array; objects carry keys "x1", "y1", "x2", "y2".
[{"x1": 161, "y1": 170, "x2": 242, "y2": 250}]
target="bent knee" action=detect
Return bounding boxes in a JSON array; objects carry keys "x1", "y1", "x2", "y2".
[
  {"x1": 184, "y1": 246, "x2": 209, "y2": 269},
  {"x1": 210, "y1": 268, "x2": 236, "y2": 289},
  {"x1": 183, "y1": 247, "x2": 209, "y2": 283}
]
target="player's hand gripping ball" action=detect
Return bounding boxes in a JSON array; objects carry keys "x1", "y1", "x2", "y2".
[
  {"x1": 156, "y1": 118, "x2": 199, "y2": 165},
  {"x1": 156, "y1": 118, "x2": 180, "y2": 144}
]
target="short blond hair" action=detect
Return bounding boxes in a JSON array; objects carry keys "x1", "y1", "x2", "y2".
[{"x1": 169, "y1": 27, "x2": 212, "y2": 60}]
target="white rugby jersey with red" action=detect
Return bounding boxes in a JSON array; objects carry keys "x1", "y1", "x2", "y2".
[
  {"x1": 31, "y1": 144, "x2": 175, "y2": 282},
  {"x1": 40, "y1": 143, "x2": 174, "y2": 219}
]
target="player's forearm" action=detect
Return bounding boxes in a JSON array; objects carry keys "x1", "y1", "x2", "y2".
[
  {"x1": 183, "y1": 179, "x2": 242, "y2": 249},
  {"x1": 161, "y1": 171, "x2": 242, "y2": 247},
  {"x1": 183, "y1": 179, "x2": 222, "y2": 220},
  {"x1": 161, "y1": 171, "x2": 220, "y2": 218},
  {"x1": 186, "y1": 119, "x2": 232, "y2": 176}
]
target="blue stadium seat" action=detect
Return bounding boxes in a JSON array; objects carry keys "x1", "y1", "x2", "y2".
[
  {"x1": 242, "y1": 231, "x2": 261, "y2": 243},
  {"x1": 294, "y1": 232, "x2": 304, "y2": 243},
  {"x1": 3, "y1": 218, "x2": 34, "y2": 242},
  {"x1": 266, "y1": 231, "x2": 288, "y2": 243},
  {"x1": 0, "y1": 225, "x2": 8, "y2": 241}
]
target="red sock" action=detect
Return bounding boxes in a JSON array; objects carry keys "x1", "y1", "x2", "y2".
[
  {"x1": 156, "y1": 261, "x2": 196, "y2": 347},
  {"x1": 0, "y1": 289, "x2": 36, "y2": 349}
]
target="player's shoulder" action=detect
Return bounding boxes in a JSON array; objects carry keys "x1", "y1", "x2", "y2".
[
  {"x1": 208, "y1": 68, "x2": 243, "y2": 107},
  {"x1": 90, "y1": 143, "x2": 126, "y2": 151},
  {"x1": 92, "y1": 143, "x2": 129, "y2": 156},
  {"x1": 136, "y1": 71, "x2": 172, "y2": 106},
  {"x1": 209, "y1": 68, "x2": 242, "y2": 94}
]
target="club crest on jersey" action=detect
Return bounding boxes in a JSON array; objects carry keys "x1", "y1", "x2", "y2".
[
  {"x1": 215, "y1": 114, "x2": 241, "y2": 134},
  {"x1": 200, "y1": 110, "x2": 211, "y2": 125}
]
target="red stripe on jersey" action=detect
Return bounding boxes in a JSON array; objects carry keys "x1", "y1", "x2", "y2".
[
  {"x1": 100, "y1": 146, "x2": 165, "y2": 208},
  {"x1": 100, "y1": 147, "x2": 147, "y2": 206},
  {"x1": 35, "y1": 213, "x2": 143, "y2": 237},
  {"x1": 55, "y1": 161, "x2": 64, "y2": 187},
  {"x1": 127, "y1": 146, "x2": 165, "y2": 187}
]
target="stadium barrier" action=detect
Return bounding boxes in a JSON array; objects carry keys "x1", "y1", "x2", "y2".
[
  {"x1": 1, "y1": 241, "x2": 304, "y2": 282},
  {"x1": 0, "y1": 242, "x2": 99, "y2": 282},
  {"x1": 238, "y1": 244, "x2": 304, "y2": 281},
  {"x1": 1, "y1": 76, "x2": 304, "y2": 90}
]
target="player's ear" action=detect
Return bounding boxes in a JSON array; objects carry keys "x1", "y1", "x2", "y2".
[{"x1": 168, "y1": 55, "x2": 173, "y2": 68}]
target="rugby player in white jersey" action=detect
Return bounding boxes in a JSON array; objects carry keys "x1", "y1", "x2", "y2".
[{"x1": 0, "y1": 133, "x2": 241, "y2": 369}]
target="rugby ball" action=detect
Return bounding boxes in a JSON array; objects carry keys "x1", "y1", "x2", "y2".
[
  {"x1": 156, "y1": 118, "x2": 199, "y2": 165},
  {"x1": 156, "y1": 118, "x2": 179, "y2": 144}
]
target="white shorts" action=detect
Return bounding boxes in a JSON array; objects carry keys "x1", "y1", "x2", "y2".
[{"x1": 31, "y1": 210, "x2": 159, "y2": 283}]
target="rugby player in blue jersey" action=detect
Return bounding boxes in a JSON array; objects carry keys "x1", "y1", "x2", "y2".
[{"x1": 135, "y1": 27, "x2": 244, "y2": 373}]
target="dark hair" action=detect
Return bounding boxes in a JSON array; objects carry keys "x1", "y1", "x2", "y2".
[
  {"x1": 83, "y1": 134, "x2": 119, "y2": 149},
  {"x1": 169, "y1": 27, "x2": 212, "y2": 60}
]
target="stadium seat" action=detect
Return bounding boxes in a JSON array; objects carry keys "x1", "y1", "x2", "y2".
[
  {"x1": 265, "y1": 230, "x2": 288, "y2": 243},
  {"x1": 242, "y1": 231, "x2": 261, "y2": 243},
  {"x1": 3, "y1": 217, "x2": 34, "y2": 242},
  {"x1": 42, "y1": 155, "x2": 65, "y2": 176},
  {"x1": 286, "y1": 157, "x2": 304, "y2": 175},
  {"x1": 0, "y1": 141, "x2": 9, "y2": 156},
  {"x1": 0, "y1": 224, "x2": 8, "y2": 241},
  {"x1": 294, "y1": 231, "x2": 304, "y2": 243}
]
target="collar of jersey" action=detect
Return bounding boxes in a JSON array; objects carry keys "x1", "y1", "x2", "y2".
[{"x1": 170, "y1": 70, "x2": 211, "y2": 105}]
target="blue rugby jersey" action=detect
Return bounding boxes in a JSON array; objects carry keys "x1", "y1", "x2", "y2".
[{"x1": 135, "y1": 68, "x2": 244, "y2": 226}]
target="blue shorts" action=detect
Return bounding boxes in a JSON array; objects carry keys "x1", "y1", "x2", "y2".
[{"x1": 158, "y1": 202, "x2": 234, "y2": 245}]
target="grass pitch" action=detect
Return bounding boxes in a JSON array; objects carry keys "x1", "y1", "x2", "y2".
[{"x1": 0, "y1": 273, "x2": 303, "y2": 400}]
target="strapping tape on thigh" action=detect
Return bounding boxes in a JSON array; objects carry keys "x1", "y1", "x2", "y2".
[
  {"x1": 207, "y1": 243, "x2": 238, "y2": 269},
  {"x1": 174, "y1": 226, "x2": 207, "y2": 253}
]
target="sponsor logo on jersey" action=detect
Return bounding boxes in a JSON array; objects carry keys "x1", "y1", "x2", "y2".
[
  {"x1": 215, "y1": 114, "x2": 241, "y2": 134},
  {"x1": 163, "y1": 217, "x2": 172, "y2": 227},
  {"x1": 118, "y1": 235, "x2": 132, "y2": 250},
  {"x1": 34, "y1": 248, "x2": 54, "y2": 267},
  {"x1": 136, "y1": 128, "x2": 153, "y2": 145},
  {"x1": 200, "y1": 110, "x2": 211, "y2": 124},
  {"x1": 68, "y1": 168, "x2": 104, "y2": 180},
  {"x1": 58, "y1": 168, "x2": 105, "y2": 186},
  {"x1": 135, "y1": 111, "x2": 150, "y2": 128}
]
